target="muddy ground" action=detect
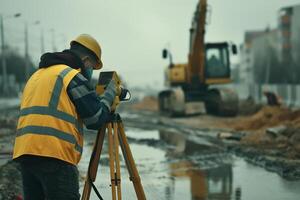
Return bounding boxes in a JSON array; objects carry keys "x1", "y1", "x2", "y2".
[
  {"x1": 127, "y1": 96, "x2": 300, "y2": 179},
  {"x1": 1, "y1": 97, "x2": 300, "y2": 199},
  {"x1": 0, "y1": 107, "x2": 22, "y2": 199},
  {"x1": 130, "y1": 96, "x2": 300, "y2": 155}
]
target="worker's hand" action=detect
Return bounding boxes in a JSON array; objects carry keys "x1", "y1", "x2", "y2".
[{"x1": 100, "y1": 79, "x2": 118, "y2": 111}]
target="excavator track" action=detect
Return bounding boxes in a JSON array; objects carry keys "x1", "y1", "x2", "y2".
[
  {"x1": 158, "y1": 89, "x2": 185, "y2": 116},
  {"x1": 204, "y1": 88, "x2": 238, "y2": 116},
  {"x1": 158, "y1": 88, "x2": 238, "y2": 117}
]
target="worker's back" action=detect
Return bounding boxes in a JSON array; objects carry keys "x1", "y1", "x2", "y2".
[
  {"x1": 23, "y1": 66, "x2": 65, "y2": 106},
  {"x1": 13, "y1": 64, "x2": 84, "y2": 165}
]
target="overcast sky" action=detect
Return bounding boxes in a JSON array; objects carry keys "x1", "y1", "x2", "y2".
[{"x1": 1, "y1": 0, "x2": 300, "y2": 88}]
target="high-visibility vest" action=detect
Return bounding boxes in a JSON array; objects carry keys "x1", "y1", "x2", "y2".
[{"x1": 13, "y1": 64, "x2": 84, "y2": 165}]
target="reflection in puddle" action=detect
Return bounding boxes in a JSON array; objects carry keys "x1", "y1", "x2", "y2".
[
  {"x1": 79, "y1": 128, "x2": 300, "y2": 200},
  {"x1": 159, "y1": 130, "x2": 300, "y2": 200},
  {"x1": 160, "y1": 130, "x2": 235, "y2": 200}
]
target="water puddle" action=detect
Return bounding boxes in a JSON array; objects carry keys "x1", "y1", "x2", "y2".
[{"x1": 78, "y1": 128, "x2": 300, "y2": 200}]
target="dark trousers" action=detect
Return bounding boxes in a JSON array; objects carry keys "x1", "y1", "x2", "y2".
[{"x1": 19, "y1": 157, "x2": 80, "y2": 200}]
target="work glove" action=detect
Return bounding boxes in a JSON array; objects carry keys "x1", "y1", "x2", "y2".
[{"x1": 100, "y1": 79, "x2": 118, "y2": 111}]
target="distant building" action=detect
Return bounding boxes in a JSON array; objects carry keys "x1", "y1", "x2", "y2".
[
  {"x1": 239, "y1": 4, "x2": 300, "y2": 84},
  {"x1": 251, "y1": 29, "x2": 280, "y2": 83},
  {"x1": 239, "y1": 30, "x2": 266, "y2": 84},
  {"x1": 278, "y1": 4, "x2": 300, "y2": 83}
]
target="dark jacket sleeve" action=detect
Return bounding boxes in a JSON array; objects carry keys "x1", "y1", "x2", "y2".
[{"x1": 67, "y1": 73, "x2": 110, "y2": 130}]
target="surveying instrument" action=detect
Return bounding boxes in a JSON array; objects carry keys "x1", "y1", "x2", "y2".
[{"x1": 81, "y1": 72, "x2": 146, "y2": 200}]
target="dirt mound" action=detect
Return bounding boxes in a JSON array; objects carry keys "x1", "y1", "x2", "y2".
[
  {"x1": 233, "y1": 106, "x2": 300, "y2": 131},
  {"x1": 236, "y1": 106, "x2": 300, "y2": 159},
  {"x1": 130, "y1": 96, "x2": 158, "y2": 112}
]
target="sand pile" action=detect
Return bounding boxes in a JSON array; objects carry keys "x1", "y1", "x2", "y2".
[
  {"x1": 130, "y1": 96, "x2": 158, "y2": 111},
  {"x1": 236, "y1": 106, "x2": 300, "y2": 158},
  {"x1": 233, "y1": 106, "x2": 300, "y2": 131}
]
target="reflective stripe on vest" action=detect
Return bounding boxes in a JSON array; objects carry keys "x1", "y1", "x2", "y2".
[
  {"x1": 49, "y1": 67, "x2": 72, "y2": 108},
  {"x1": 17, "y1": 126, "x2": 82, "y2": 154},
  {"x1": 19, "y1": 106, "x2": 83, "y2": 135},
  {"x1": 16, "y1": 67, "x2": 83, "y2": 155}
]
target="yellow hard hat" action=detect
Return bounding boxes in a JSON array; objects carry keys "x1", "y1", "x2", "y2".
[{"x1": 71, "y1": 34, "x2": 103, "y2": 69}]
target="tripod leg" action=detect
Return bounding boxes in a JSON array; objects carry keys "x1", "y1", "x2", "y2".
[
  {"x1": 113, "y1": 122, "x2": 122, "y2": 200},
  {"x1": 108, "y1": 123, "x2": 117, "y2": 200},
  {"x1": 81, "y1": 125, "x2": 107, "y2": 200},
  {"x1": 117, "y1": 122, "x2": 146, "y2": 200}
]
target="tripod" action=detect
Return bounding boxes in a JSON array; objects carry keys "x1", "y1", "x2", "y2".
[{"x1": 81, "y1": 113, "x2": 146, "y2": 200}]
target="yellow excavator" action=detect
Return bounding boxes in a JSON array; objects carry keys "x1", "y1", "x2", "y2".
[{"x1": 158, "y1": 0, "x2": 238, "y2": 116}]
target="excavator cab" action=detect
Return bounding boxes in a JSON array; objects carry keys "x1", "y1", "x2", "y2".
[{"x1": 205, "y1": 42, "x2": 236, "y2": 84}]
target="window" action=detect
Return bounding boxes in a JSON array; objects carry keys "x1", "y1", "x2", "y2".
[{"x1": 205, "y1": 46, "x2": 230, "y2": 78}]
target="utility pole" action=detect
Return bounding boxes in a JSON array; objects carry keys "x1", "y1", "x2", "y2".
[
  {"x1": 0, "y1": 15, "x2": 8, "y2": 94},
  {"x1": 24, "y1": 22, "x2": 29, "y2": 81},
  {"x1": 0, "y1": 13, "x2": 21, "y2": 95},
  {"x1": 24, "y1": 20, "x2": 39, "y2": 81}
]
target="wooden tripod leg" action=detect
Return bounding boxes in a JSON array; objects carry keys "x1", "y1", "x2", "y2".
[
  {"x1": 108, "y1": 123, "x2": 117, "y2": 200},
  {"x1": 81, "y1": 125, "x2": 107, "y2": 200},
  {"x1": 117, "y1": 122, "x2": 146, "y2": 200},
  {"x1": 113, "y1": 122, "x2": 122, "y2": 200}
]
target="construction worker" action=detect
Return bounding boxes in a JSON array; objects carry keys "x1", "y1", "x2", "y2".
[
  {"x1": 12, "y1": 34, "x2": 117, "y2": 200},
  {"x1": 263, "y1": 90, "x2": 282, "y2": 106},
  {"x1": 207, "y1": 54, "x2": 225, "y2": 77}
]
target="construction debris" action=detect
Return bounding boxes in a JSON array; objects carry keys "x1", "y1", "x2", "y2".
[
  {"x1": 217, "y1": 132, "x2": 246, "y2": 141},
  {"x1": 266, "y1": 125, "x2": 287, "y2": 138},
  {"x1": 217, "y1": 132, "x2": 233, "y2": 139}
]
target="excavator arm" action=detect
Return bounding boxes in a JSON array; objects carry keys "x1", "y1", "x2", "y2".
[{"x1": 188, "y1": 0, "x2": 207, "y2": 84}]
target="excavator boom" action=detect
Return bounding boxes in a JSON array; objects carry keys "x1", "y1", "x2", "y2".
[{"x1": 188, "y1": 0, "x2": 207, "y2": 84}]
